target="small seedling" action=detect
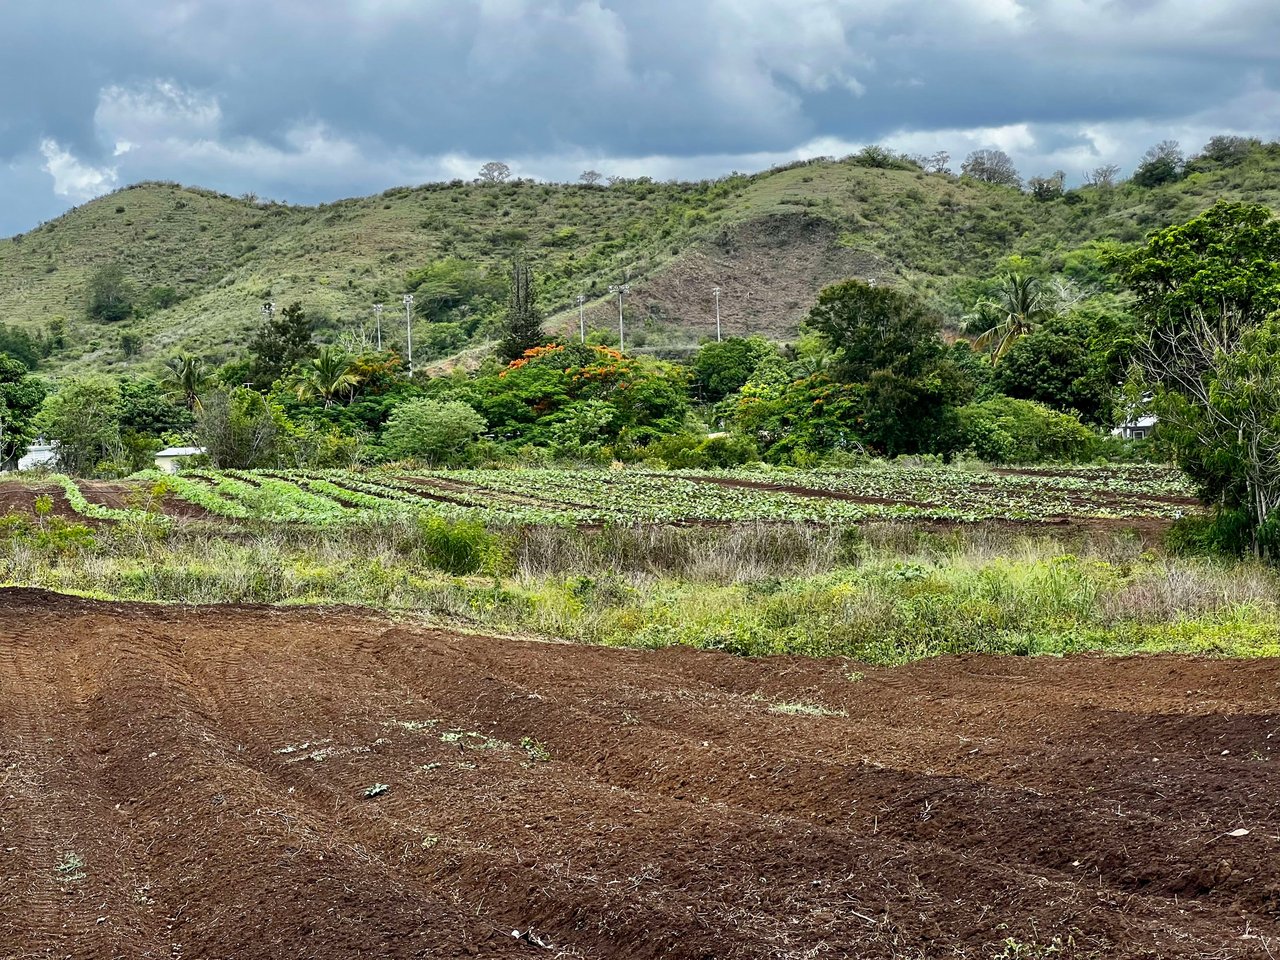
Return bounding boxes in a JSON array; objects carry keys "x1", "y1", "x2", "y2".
[
  {"x1": 363, "y1": 783, "x2": 389, "y2": 798},
  {"x1": 520, "y1": 737, "x2": 552, "y2": 763},
  {"x1": 55, "y1": 852, "x2": 86, "y2": 883}
]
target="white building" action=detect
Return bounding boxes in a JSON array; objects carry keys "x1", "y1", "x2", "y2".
[
  {"x1": 1111, "y1": 414, "x2": 1158, "y2": 441},
  {"x1": 16, "y1": 443, "x2": 56, "y2": 471},
  {"x1": 154, "y1": 446, "x2": 206, "y2": 474}
]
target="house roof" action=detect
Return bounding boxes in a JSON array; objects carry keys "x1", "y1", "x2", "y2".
[{"x1": 155, "y1": 446, "x2": 205, "y2": 458}]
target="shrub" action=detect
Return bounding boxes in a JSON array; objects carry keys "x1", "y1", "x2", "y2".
[
  {"x1": 381, "y1": 399, "x2": 486, "y2": 466},
  {"x1": 955, "y1": 397, "x2": 1097, "y2": 464},
  {"x1": 417, "y1": 515, "x2": 502, "y2": 575}
]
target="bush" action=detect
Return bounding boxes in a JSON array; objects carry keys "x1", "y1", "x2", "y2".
[
  {"x1": 1166, "y1": 510, "x2": 1256, "y2": 558},
  {"x1": 955, "y1": 397, "x2": 1097, "y2": 464},
  {"x1": 381, "y1": 399, "x2": 486, "y2": 465},
  {"x1": 417, "y1": 515, "x2": 502, "y2": 575}
]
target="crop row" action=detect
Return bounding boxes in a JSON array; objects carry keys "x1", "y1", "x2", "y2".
[{"x1": 41, "y1": 464, "x2": 1200, "y2": 529}]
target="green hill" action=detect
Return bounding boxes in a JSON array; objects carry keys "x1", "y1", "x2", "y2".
[{"x1": 4, "y1": 142, "x2": 1280, "y2": 377}]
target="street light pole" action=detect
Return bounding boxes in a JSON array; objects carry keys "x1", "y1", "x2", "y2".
[
  {"x1": 577, "y1": 294, "x2": 586, "y2": 344},
  {"x1": 713, "y1": 286, "x2": 721, "y2": 342},
  {"x1": 373, "y1": 303, "x2": 384, "y2": 351},
  {"x1": 402, "y1": 294, "x2": 414, "y2": 375},
  {"x1": 608, "y1": 284, "x2": 629, "y2": 352}
]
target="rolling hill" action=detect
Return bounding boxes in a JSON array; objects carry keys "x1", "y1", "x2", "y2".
[{"x1": 3, "y1": 142, "x2": 1280, "y2": 377}]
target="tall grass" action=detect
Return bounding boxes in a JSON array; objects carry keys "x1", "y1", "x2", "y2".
[{"x1": 2, "y1": 516, "x2": 1277, "y2": 663}]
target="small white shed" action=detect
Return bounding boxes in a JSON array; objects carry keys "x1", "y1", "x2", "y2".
[
  {"x1": 154, "y1": 446, "x2": 206, "y2": 474},
  {"x1": 17, "y1": 443, "x2": 57, "y2": 471}
]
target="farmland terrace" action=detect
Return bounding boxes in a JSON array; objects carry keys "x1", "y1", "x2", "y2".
[
  {"x1": 0, "y1": 463, "x2": 1201, "y2": 531},
  {"x1": 0, "y1": 588, "x2": 1275, "y2": 958}
]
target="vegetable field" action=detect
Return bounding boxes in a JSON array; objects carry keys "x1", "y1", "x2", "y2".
[{"x1": 7, "y1": 464, "x2": 1199, "y2": 528}]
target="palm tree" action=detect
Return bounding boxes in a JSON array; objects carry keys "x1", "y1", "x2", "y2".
[
  {"x1": 970, "y1": 273, "x2": 1056, "y2": 362},
  {"x1": 164, "y1": 353, "x2": 210, "y2": 411},
  {"x1": 292, "y1": 346, "x2": 362, "y2": 408}
]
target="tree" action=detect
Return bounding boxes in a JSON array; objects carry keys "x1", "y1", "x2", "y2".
[
  {"x1": 807, "y1": 280, "x2": 972, "y2": 455},
  {"x1": 1084, "y1": 163, "x2": 1121, "y2": 188},
  {"x1": 809, "y1": 280, "x2": 945, "y2": 382},
  {"x1": 1028, "y1": 170, "x2": 1065, "y2": 201},
  {"x1": 692, "y1": 337, "x2": 776, "y2": 403},
  {"x1": 381, "y1": 399, "x2": 486, "y2": 465},
  {"x1": 497, "y1": 261, "x2": 544, "y2": 362},
  {"x1": 1115, "y1": 200, "x2": 1280, "y2": 553},
  {"x1": 477, "y1": 161, "x2": 512, "y2": 184},
  {"x1": 404, "y1": 258, "x2": 504, "y2": 327},
  {"x1": 249, "y1": 301, "x2": 315, "y2": 386},
  {"x1": 579, "y1": 170, "x2": 603, "y2": 186},
  {"x1": 1191, "y1": 135, "x2": 1258, "y2": 170},
  {"x1": 85, "y1": 263, "x2": 135, "y2": 323},
  {"x1": 969, "y1": 273, "x2": 1057, "y2": 361},
  {"x1": 1132, "y1": 140, "x2": 1185, "y2": 188},
  {"x1": 0, "y1": 355, "x2": 46, "y2": 468},
  {"x1": 291, "y1": 346, "x2": 362, "y2": 408},
  {"x1": 163, "y1": 354, "x2": 211, "y2": 411},
  {"x1": 994, "y1": 309, "x2": 1130, "y2": 424},
  {"x1": 196, "y1": 387, "x2": 290, "y2": 469},
  {"x1": 961, "y1": 149, "x2": 1022, "y2": 188},
  {"x1": 35, "y1": 377, "x2": 124, "y2": 477}
]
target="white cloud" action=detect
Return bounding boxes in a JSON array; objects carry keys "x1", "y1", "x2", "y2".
[
  {"x1": 38, "y1": 139, "x2": 117, "y2": 200},
  {"x1": 94, "y1": 80, "x2": 222, "y2": 146}
]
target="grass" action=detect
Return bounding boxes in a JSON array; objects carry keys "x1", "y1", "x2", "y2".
[
  {"x1": 6, "y1": 143, "x2": 1280, "y2": 375},
  {"x1": 2, "y1": 514, "x2": 1278, "y2": 664}
]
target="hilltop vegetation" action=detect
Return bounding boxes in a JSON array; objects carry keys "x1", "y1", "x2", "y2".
[{"x1": 3, "y1": 138, "x2": 1280, "y2": 376}]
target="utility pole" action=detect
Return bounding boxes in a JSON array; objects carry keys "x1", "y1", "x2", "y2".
[
  {"x1": 713, "y1": 286, "x2": 722, "y2": 342},
  {"x1": 608, "y1": 284, "x2": 629, "y2": 352},
  {"x1": 402, "y1": 293, "x2": 414, "y2": 375},
  {"x1": 576, "y1": 294, "x2": 586, "y2": 344},
  {"x1": 373, "y1": 302, "x2": 384, "y2": 351}
]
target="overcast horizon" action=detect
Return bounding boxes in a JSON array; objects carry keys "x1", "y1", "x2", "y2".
[{"x1": 2, "y1": 0, "x2": 1278, "y2": 237}]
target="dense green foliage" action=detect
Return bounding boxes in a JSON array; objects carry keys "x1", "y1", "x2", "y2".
[
  {"x1": 0, "y1": 356, "x2": 46, "y2": 467},
  {"x1": 1117, "y1": 200, "x2": 1280, "y2": 554},
  {"x1": 381, "y1": 399, "x2": 487, "y2": 465}
]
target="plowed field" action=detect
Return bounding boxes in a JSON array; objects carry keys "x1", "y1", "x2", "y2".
[{"x1": 1, "y1": 588, "x2": 1276, "y2": 958}]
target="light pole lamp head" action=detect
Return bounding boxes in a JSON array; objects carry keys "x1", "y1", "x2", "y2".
[
  {"x1": 403, "y1": 294, "x2": 414, "y2": 306},
  {"x1": 373, "y1": 302, "x2": 383, "y2": 313}
]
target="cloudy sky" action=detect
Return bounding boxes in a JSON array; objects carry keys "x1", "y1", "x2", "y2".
[{"x1": 2, "y1": 0, "x2": 1278, "y2": 236}]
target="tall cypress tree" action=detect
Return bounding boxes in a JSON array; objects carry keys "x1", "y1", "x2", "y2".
[
  {"x1": 249, "y1": 300, "x2": 315, "y2": 385},
  {"x1": 497, "y1": 261, "x2": 544, "y2": 362}
]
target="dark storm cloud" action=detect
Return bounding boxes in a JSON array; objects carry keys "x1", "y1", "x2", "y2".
[{"x1": 2, "y1": 0, "x2": 1279, "y2": 235}]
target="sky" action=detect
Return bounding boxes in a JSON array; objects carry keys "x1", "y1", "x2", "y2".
[{"x1": 2, "y1": 0, "x2": 1278, "y2": 237}]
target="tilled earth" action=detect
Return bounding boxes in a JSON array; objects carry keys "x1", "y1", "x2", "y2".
[{"x1": 1, "y1": 588, "x2": 1277, "y2": 959}]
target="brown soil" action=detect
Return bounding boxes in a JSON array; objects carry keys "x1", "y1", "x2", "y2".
[
  {"x1": 1, "y1": 588, "x2": 1276, "y2": 959},
  {"x1": 0, "y1": 482, "x2": 85, "y2": 522},
  {"x1": 78, "y1": 481, "x2": 214, "y2": 521}
]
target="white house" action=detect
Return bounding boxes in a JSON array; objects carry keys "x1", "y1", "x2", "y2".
[
  {"x1": 1111, "y1": 414, "x2": 1158, "y2": 441},
  {"x1": 15, "y1": 443, "x2": 56, "y2": 472},
  {"x1": 154, "y1": 446, "x2": 206, "y2": 474}
]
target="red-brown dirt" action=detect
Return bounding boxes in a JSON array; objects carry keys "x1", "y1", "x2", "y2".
[
  {"x1": 1, "y1": 588, "x2": 1277, "y2": 958},
  {"x1": 0, "y1": 482, "x2": 85, "y2": 522}
]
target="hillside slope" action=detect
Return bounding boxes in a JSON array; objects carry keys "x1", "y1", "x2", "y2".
[{"x1": 3, "y1": 143, "x2": 1279, "y2": 376}]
